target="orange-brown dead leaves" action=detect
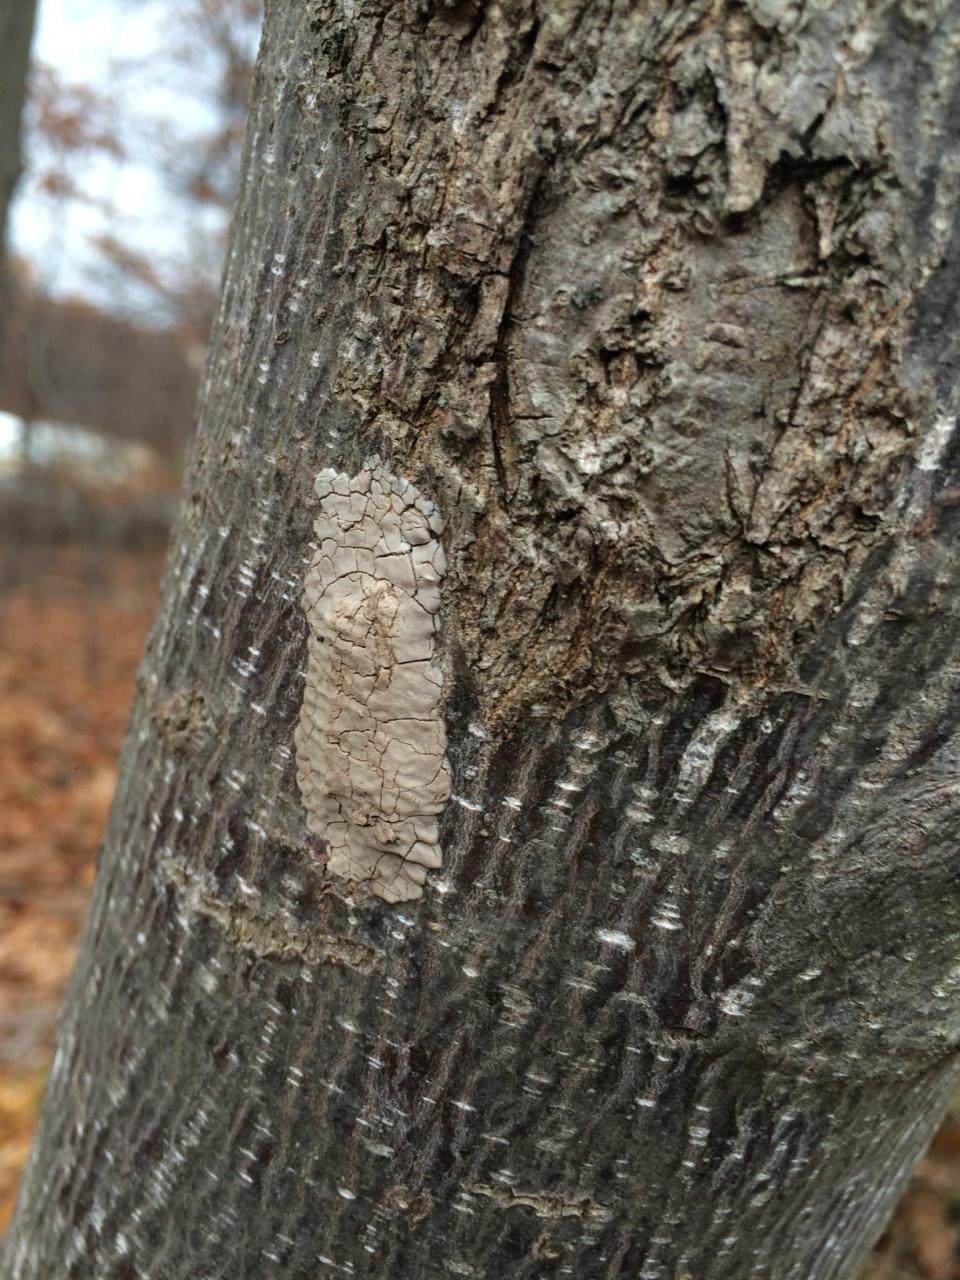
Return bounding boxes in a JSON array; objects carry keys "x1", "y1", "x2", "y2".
[{"x1": 0, "y1": 546, "x2": 163, "y2": 1230}]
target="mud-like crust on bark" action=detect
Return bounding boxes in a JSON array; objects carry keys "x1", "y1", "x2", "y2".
[{"x1": 295, "y1": 465, "x2": 450, "y2": 902}]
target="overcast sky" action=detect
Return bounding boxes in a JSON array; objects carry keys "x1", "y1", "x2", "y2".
[{"x1": 11, "y1": 0, "x2": 258, "y2": 314}]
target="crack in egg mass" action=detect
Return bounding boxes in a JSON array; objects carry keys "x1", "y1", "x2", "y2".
[{"x1": 295, "y1": 465, "x2": 451, "y2": 902}]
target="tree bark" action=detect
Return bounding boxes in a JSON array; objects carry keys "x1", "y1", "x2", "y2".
[
  {"x1": 0, "y1": 0, "x2": 38, "y2": 333},
  {"x1": 5, "y1": 2, "x2": 960, "y2": 1278}
]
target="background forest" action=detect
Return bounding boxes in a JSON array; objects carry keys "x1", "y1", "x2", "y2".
[{"x1": 0, "y1": 3, "x2": 956, "y2": 1276}]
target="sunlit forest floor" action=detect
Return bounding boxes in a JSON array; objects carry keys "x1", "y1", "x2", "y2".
[{"x1": 0, "y1": 532, "x2": 958, "y2": 1274}]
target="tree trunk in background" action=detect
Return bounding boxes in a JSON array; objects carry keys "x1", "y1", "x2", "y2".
[
  {"x1": 0, "y1": 0, "x2": 38, "y2": 337},
  {"x1": 5, "y1": 2, "x2": 960, "y2": 1277}
]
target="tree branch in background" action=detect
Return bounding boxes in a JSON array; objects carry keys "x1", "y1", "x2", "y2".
[{"x1": 0, "y1": 0, "x2": 39, "y2": 349}]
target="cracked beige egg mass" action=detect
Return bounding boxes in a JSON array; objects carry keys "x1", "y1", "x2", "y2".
[{"x1": 295, "y1": 465, "x2": 450, "y2": 902}]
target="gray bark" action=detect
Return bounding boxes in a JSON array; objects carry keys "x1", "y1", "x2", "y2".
[
  {"x1": 5, "y1": 2, "x2": 960, "y2": 1278},
  {"x1": 0, "y1": 0, "x2": 37, "y2": 319}
]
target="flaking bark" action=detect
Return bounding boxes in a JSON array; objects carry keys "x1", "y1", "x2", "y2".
[{"x1": 6, "y1": 3, "x2": 960, "y2": 1278}]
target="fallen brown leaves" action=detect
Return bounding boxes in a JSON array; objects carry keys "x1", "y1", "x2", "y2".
[
  {"x1": 0, "y1": 543, "x2": 163, "y2": 1230},
  {"x1": 0, "y1": 1070, "x2": 46, "y2": 1234},
  {"x1": 865, "y1": 1117, "x2": 960, "y2": 1280}
]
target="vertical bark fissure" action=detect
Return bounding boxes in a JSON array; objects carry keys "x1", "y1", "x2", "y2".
[{"x1": 487, "y1": 169, "x2": 546, "y2": 506}]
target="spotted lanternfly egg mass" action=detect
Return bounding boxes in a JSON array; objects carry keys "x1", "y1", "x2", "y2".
[{"x1": 295, "y1": 464, "x2": 450, "y2": 902}]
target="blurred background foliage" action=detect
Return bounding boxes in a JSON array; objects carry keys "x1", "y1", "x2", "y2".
[
  {"x1": 0, "y1": 3, "x2": 958, "y2": 1274},
  {"x1": 0, "y1": 0, "x2": 259, "y2": 1232}
]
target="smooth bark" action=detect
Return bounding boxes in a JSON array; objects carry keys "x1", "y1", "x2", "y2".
[{"x1": 5, "y1": 3, "x2": 960, "y2": 1278}]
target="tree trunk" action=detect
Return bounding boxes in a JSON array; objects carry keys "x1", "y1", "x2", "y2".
[
  {"x1": 5, "y1": 2, "x2": 960, "y2": 1277},
  {"x1": 0, "y1": 0, "x2": 37, "y2": 331}
]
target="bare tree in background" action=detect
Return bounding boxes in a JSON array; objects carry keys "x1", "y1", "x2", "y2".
[
  {"x1": 93, "y1": 0, "x2": 261, "y2": 335},
  {"x1": 0, "y1": 0, "x2": 38, "y2": 343},
  {"x1": 5, "y1": 4, "x2": 960, "y2": 1279},
  {"x1": 0, "y1": 285, "x2": 199, "y2": 461},
  {"x1": 0, "y1": 0, "x2": 260, "y2": 462}
]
